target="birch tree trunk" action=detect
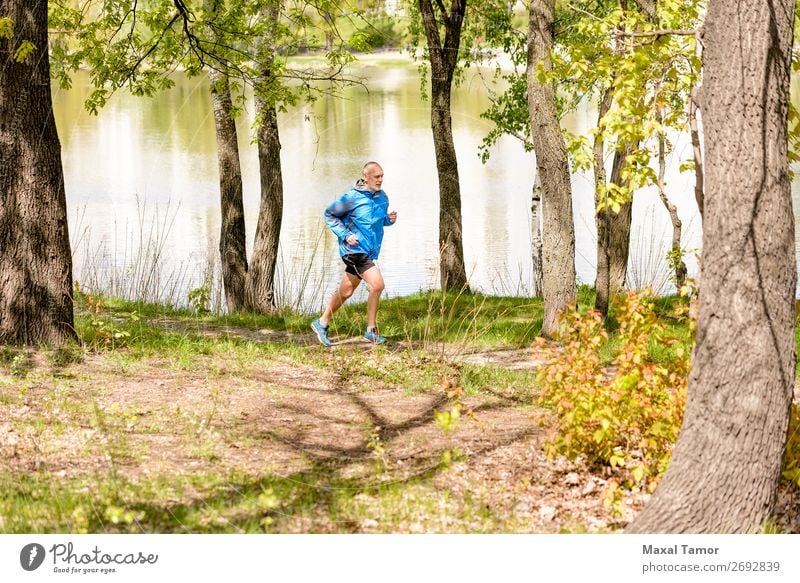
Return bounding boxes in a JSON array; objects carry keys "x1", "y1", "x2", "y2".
[
  {"x1": 656, "y1": 116, "x2": 687, "y2": 290},
  {"x1": 531, "y1": 175, "x2": 543, "y2": 297}
]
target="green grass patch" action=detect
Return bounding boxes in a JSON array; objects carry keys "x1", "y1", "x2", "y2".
[{"x1": 0, "y1": 460, "x2": 515, "y2": 534}]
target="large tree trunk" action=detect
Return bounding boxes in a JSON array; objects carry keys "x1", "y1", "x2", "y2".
[
  {"x1": 247, "y1": 86, "x2": 284, "y2": 313},
  {"x1": 0, "y1": 0, "x2": 76, "y2": 345},
  {"x1": 418, "y1": 0, "x2": 469, "y2": 292},
  {"x1": 208, "y1": 66, "x2": 249, "y2": 313},
  {"x1": 628, "y1": 0, "x2": 796, "y2": 533},
  {"x1": 527, "y1": 0, "x2": 577, "y2": 337}
]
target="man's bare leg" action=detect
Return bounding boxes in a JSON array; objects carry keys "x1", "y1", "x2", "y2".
[
  {"x1": 360, "y1": 266, "x2": 385, "y2": 330},
  {"x1": 320, "y1": 272, "x2": 361, "y2": 327}
]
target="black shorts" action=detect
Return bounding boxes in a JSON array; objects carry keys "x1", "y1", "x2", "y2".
[{"x1": 342, "y1": 253, "x2": 375, "y2": 278}]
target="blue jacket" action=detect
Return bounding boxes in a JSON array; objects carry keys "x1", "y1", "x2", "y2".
[{"x1": 324, "y1": 182, "x2": 394, "y2": 259}]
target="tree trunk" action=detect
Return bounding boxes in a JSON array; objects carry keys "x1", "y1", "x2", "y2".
[
  {"x1": 431, "y1": 76, "x2": 469, "y2": 291},
  {"x1": 656, "y1": 115, "x2": 686, "y2": 290},
  {"x1": 245, "y1": 3, "x2": 284, "y2": 314},
  {"x1": 531, "y1": 174, "x2": 543, "y2": 297},
  {"x1": 607, "y1": 145, "x2": 633, "y2": 295},
  {"x1": 208, "y1": 66, "x2": 249, "y2": 313},
  {"x1": 247, "y1": 87, "x2": 284, "y2": 313},
  {"x1": 628, "y1": 0, "x2": 796, "y2": 533},
  {"x1": 632, "y1": 0, "x2": 656, "y2": 19},
  {"x1": 418, "y1": 0, "x2": 469, "y2": 292},
  {"x1": 204, "y1": 0, "x2": 248, "y2": 313},
  {"x1": 689, "y1": 91, "x2": 705, "y2": 220},
  {"x1": 527, "y1": 0, "x2": 576, "y2": 337},
  {"x1": 0, "y1": 0, "x2": 76, "y2": 346},
  {"x1": 596, "y1": 1, "x2": 644, "y2": 311},
  {"x1": 321, "y1": 11, "x2": 335, "y2": 52},
  {"x1": 593, "y1": 87, "x2": 614, "y2": 315}
]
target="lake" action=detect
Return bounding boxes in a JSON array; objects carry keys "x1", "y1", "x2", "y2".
[{"x1": 53, "y1": 54, "x2": 764, "y2": 312}]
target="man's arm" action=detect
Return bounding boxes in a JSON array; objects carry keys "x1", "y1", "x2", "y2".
[
  {"x1": 383, "y1": 195, "x2": 397, "y2": 225},
  {"x1": 324, "y1": 193, "x2": 354, "y2": 239}
]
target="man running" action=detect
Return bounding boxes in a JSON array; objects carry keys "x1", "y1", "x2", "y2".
[{"x1": 311, "y1": 161, "x2": 397, "y2": 346}]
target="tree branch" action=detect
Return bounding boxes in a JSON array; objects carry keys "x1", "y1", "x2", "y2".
[
  {"x1": 613, "y1": 28, "x2": 697, "y2": 38},
  {"x1": 120, "y1": 11, "x2": 181, "y2": 87}
]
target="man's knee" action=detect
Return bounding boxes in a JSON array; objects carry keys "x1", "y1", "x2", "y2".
[{"x1": 369, "y1": 279, "x2": 385, "y2": 294}]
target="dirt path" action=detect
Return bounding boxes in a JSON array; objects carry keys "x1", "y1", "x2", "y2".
[{"x1": 1, "y1": 321, "x2": 798, "y2": 533}]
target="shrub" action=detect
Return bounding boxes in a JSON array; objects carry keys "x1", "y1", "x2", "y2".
[{"x1": 535, "y1": 291, "x2": 689, "y2": 492}]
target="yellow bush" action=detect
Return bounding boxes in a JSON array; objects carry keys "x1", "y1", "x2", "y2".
[{"x1": 535, "y1": 291, "x2": 688, "y2": 492}]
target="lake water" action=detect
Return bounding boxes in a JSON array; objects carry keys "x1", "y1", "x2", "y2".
[{"x1": 54, "y1": 54, "x2": 777, "y2": 312}]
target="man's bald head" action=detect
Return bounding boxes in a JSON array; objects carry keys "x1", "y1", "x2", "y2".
[
  {"x1": 362, "y1": 161, "x2": 382, "y2": 175},
  {"x1": 361, "y1": 161, "x2": 384, "y2": 192}
]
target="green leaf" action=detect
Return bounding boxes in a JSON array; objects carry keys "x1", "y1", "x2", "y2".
[
  {"x1": 0, "y1": 17, "x2": 13, "y2": 39},
  {"x1": 13, "y1": 40, "x2": 36, "y2": 63}
]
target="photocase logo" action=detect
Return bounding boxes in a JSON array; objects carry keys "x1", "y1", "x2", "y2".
[{"x1": 20, "y1": 543, "x2": 46, "y2": 571}]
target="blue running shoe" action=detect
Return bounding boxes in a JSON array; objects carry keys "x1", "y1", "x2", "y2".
[
  {"x1": 311, "y1": 319, "x2": 332, "y2": 347},
  {"x1": 364, "y1": 328, "x2": 386, "y2": 344}
]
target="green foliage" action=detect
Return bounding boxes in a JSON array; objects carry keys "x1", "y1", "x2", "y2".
[
  {"x1": 535, "y1": 291, "x2": 689, "y2": 494},
  {"x1": 348, "y1": 18, "x2": 402, "y2": 50},
  {"x1": 10, "y1": 352, "x2": 31, "y2": 378},
  {"x1": 0, "y1": 16, "x2": 13, "y2": 39},
  {"x1": 478, "y1": 0, "x2": 704, "y2": 212},
  {"x1": 434, "y1": 404, "x2": 461, "y2": 434},
  {"x1": 47, "y1": 0, "x2": 358, "y2": 118},
  {"x1": 788, "y1": 103, "x2": 800, "y2": 175},
  {"x1": 13, "y1": 39, "x2": 36, "y2": 62},
  {"x1": 666, "y1": 246, "x2": 696, "y2": 284},
  {"x1": 0, "y1": 17, "x2": 37, "y2": 63},
  {"x1": 187, "y1": 286, "x2": 211, "y2": 314},
  {"x1": 407, "y1": 0, "x2": 518, "y2": 99},
  {"x1": 80, "y1": 293, "x2": 140, "y2": 349}
]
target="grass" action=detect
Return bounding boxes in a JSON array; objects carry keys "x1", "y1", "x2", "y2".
[
  {"x1": 0, "y1": 460, "x2": 515, "y2": 534},
  {"x1": 8, "y1": 287, "x2": 797, "y2": 534}
]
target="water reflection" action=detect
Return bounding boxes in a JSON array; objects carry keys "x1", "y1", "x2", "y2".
[{"x1": 54, "y1": 58, "x2": 725, "y2": 311}]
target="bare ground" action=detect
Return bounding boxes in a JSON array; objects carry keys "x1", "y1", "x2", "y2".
[{"x1": 1, "y1": 323, "x2": 798, "y2": 533}]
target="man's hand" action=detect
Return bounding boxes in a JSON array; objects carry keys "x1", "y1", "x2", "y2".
[
  {"x1": 345, "y1": 234, "x2": 359, "y2": 246},
  {"x1": 388, "y1": 211, "x2": 398, "y2": 223}
]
